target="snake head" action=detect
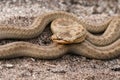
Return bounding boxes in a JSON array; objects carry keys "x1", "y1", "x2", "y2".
[
  {"x1": 51, "y1": 25, "x2": 86, "y2": 44},
  {"x1": 51, "y1": 18, "x2": 87, "y2": 44}
]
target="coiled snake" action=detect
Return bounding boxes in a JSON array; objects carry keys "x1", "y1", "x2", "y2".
[{"x1": 0, "y1": 11, "x2": 120, "y2": 59}]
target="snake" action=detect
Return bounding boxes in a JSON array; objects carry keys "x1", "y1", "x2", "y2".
[{"x1": 0, "y1": 11, "x2": 120, "y2": 59}]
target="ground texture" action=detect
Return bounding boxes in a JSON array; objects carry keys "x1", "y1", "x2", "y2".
[{"x1": 0, "y1": 0, "x2": 120, "y2": 80}]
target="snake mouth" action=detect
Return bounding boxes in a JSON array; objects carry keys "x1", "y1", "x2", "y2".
[
  {"x1": 51, "y1": 35, "x2": 70, "y2": 44},
  {"x1": 51, "y1": 34, "x2": 86, "y2": 44}
]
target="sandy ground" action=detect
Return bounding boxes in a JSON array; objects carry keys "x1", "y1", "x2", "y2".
[{"x1": 0, "y1": 0, "x2": 120, "y2": 80}]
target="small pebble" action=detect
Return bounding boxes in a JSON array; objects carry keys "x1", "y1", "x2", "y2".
[{"x1": 4, "y1": 64, "x2": 14, "y2": 68}]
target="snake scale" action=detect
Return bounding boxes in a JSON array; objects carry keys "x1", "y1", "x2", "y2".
[{"x1": 0, "y1": 11, "x2": 120, "y2": 59}]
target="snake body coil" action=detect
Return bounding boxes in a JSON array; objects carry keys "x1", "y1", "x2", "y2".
[{"x1": 0, "y1": 11, "x2": 119, "y2": 59}]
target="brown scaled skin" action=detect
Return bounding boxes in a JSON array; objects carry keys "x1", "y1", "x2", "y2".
[{"x1": 0, "y1": 11, "x2": 119, "y2": 59}]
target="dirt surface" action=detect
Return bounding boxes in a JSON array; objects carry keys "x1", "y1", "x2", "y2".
[{"x1": 0, "y1": 0, "x2": 120, "y2": 80}]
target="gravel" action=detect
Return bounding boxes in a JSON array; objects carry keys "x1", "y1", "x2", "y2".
[{"x1": 0, "y1": 0, "x2": 120, "y2": 80}]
